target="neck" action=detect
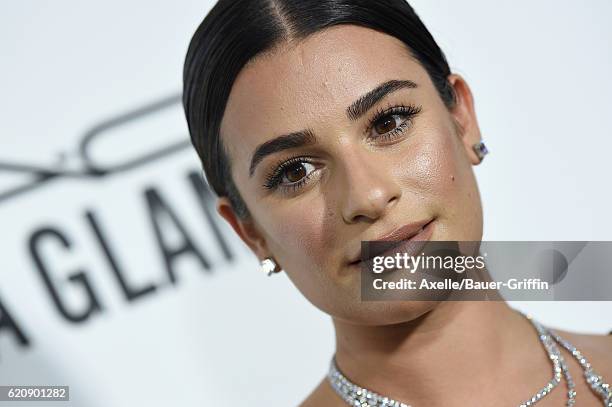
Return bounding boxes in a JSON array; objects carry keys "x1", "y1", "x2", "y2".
[{"x1": 332, "y1": 302, "x2": 551, "y2": 405}]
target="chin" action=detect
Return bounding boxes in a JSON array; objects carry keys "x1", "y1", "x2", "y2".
[{"x1": 332, "y1": 300, "x2": 443, "y2": 327}]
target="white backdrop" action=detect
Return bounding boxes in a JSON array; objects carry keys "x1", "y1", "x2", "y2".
[{"x1": 1, "y1": 1, "x2": 611, "y2": 406}]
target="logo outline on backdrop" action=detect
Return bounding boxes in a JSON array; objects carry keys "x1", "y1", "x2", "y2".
[{"x1": 0, "y1": 93, "x2": 192, "y2": 204}]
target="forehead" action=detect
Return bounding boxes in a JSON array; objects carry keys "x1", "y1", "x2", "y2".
[{"x1": 220, "y1": 24, "x2": 430, "y2": 176}]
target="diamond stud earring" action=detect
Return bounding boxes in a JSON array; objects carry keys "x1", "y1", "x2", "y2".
[
  {"x1": 472, "y1": 140, "x2": 489, "y2": 162},
  {"x1": 260, "y1": 257, "x2": 281, "y2": 276}
]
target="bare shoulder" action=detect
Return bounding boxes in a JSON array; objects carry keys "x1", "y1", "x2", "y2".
[
  {"x1": 299, "y1": 377, "x2": 346, "y2": 407},
  {"x1": 552, "y1": 327, "x2": 612, "y2": 376}
]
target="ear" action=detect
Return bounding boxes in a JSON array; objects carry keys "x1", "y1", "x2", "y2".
[
  {"x1": 447, "y1": 73, "x2": 483, "y2": 165},
  {"x1": 216, "y1": 196, "x2": 269, "y2": 262}
]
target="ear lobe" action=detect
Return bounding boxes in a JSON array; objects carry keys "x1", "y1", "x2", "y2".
[
  {"x1": 447, "y1": 73, "x2": 484, "y2": 165},
  {"x1": 216, "y1": 197, "x2": 269, "y2": 260}
]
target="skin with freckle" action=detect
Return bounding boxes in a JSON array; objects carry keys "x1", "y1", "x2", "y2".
[{"x1": 218, "y1": 25, "x2": 484, "y2": 325}]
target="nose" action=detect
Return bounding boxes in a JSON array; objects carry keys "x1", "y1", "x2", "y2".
[{"x1": 339, "y1": 148, "x2": 401, "y2": 224}]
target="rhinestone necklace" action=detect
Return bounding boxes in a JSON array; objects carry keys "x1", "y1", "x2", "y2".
[{"x1": 327, "y1": 313, "x2": 611, "y2": 407}]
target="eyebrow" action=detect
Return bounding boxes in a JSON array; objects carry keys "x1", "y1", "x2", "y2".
[
  {"x1": 249, "y1": 129, "x2": 317, "y2": 177},
  {"x1": 346, "y1": 79, "x2": 417, "y2": 121},
  {"x1": 248, "y1": 79, "x2": 418, "y2": 177}
]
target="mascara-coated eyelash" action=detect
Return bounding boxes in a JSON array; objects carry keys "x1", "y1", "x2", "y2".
[
  {"x1": 263, "y1": 156, "x2": 317, "y2": 191},
  {"x1": 367, "y1": 104, "x2": 422, "y2": 142}
]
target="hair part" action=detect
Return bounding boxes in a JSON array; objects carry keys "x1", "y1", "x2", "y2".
[{"x1": 183, "y1": 0, "x2": 457, "y2": 220}]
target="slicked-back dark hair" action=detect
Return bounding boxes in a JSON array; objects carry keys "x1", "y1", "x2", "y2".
[{"x1": 183, "y1": 0, "x2": 456, "y2": 219}]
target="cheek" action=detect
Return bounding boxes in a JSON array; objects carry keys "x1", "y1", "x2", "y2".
[
  {"x1": 426, "y1": 128, "x2": 471, "y2": 196},
  {"x1": 423, "y1": 123, "x2": 482, "y2": 237},
  {"x1": 393, "y1": 117, "x2": 482, "y2": 238},
  {"x1": 392, "y1": 123, "x2": 466, "y2": 206},
  {"x1": 259, "y1": 199, "x2": 336, "y2": 273},
  {"x1": 260, "y1": 201, "x2": 342, "y2": 308}
]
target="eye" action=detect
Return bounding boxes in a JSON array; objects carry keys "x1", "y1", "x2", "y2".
[
  {"x1": 368, "y1": 105, "x2": 422, "y2": 141},
  {"x1": 373, "y1": 113, "x2": 404, "y2": 134},
  {"x1": 263, "y1": 157, "x2": 318, "y2": 192},
  {"x1": 283, "y1": 161, "x2": 315, "y2": 184}
]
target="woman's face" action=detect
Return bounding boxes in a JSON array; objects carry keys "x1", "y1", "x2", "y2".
[{"x1": 218, "y1": 24, "x2": 484, "y2": 325}]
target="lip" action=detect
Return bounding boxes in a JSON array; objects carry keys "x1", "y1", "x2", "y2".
[{"x1": 348, "y1": 218, "x2": 436, "y2": 267}]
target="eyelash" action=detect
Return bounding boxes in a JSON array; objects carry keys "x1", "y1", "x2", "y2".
[
  {"x1": 262, "y1": 156, "x2": 316, "y2": 192},
  {"x1": 262, "y1": 103, "x2": 422, "y2": 192},
  {"x1": 367, "y1": 103, "x2": 422, "y2": 141}
]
